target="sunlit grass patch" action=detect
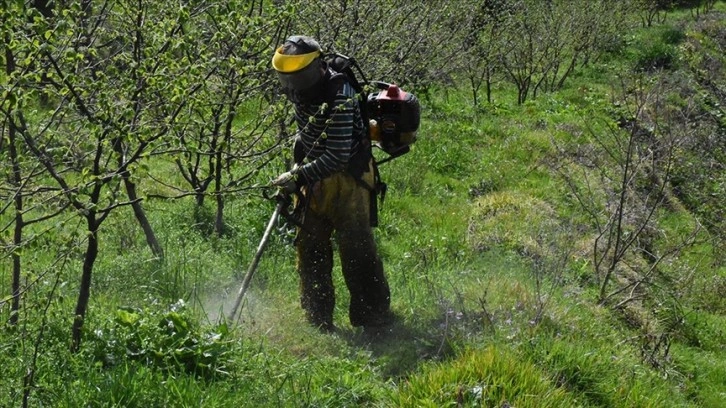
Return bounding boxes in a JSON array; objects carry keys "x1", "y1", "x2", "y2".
[
  {"x1": 393, "y1": 344, "x2": 578, "y2": 408},
  {"x1": 671, "y1": 343, "x2": 726, "y2": 408},
  {"x1": 468, "y1": 190, "x2": 560, "y2": 256},
  {"x1": 522, "y1": 333, "x2": 695, "y2": 408}
]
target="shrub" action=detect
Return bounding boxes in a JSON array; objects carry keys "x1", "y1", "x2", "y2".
[
  {"x1": 632, "y1": 26, "x2": 685, "y2": 71},
  {"x1": 89, "y1": 300, "x2": 234, "y2": 379}
]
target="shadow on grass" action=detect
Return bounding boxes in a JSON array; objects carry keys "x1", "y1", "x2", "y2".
[{"x1": 338, "y1": 316, "x2": 457, "y2": 379}]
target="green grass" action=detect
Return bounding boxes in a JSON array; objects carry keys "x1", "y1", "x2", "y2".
[
  {"x1": 3, "y1": 5, "x2": 726, "y2": 407},
  {"x1": 394, "y1": 345, "x2": 579, "y2": 408}
]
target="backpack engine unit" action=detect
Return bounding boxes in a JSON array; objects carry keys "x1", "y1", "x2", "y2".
[
  {"x1": 325, "y1": 53, "x2": 421, "y2": 162},
  {"x1": 367, "y1": 82, "x2": 420, "y2": 159}
]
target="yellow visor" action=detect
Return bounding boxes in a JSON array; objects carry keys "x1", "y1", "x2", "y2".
[{"x1": 272, "y1": 48, "x2": 321, "y2": 73}]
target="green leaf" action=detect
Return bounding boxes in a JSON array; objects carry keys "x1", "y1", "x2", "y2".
[
  {"x1": 162, "y1": 311, "x2": 189, "y2": 334},
  {"x1": 115, "y1": 308, "x2": 141, "y2": 326}
]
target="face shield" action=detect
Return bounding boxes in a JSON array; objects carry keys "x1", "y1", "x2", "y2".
[
  {"x1": 272, "y1": 45, "x2": 323, "y2": 90},
  {"x1": 276, "y1": 59, "x2": 323, "y2": 92}
]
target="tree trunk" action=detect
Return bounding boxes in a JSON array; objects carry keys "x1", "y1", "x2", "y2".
[
  {"x1": 214, "y1": 150, "x2": 224, "y2": 235},
  {"x1": 5, "y1": 27, "x2": 22, "y2": 326},
  {"x1": 195, "y1": 190, "x2": 205, "y2": 207},
  {"x1": 124, "y1": 177, "x2": 164, "y2": 258},
  {"x1": 486, "y1": 66, "x2": 492, "y2": 104},
  {"x1": 9, "y1": 124, "x2": 23, "y2": 326},
  {"x1": 113, "y1": 137, "x2": 164, "y2": 258},
  {"x1": 71, "y1": 216, "x2": 99, "y2": 352},
  {"x1": 470, "y1": 76, "x2": 479, "y2": 107}
]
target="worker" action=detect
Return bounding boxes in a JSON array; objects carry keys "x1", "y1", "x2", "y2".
[{"x1": 270, "y1": 35, "x2": 393, "y2": 334}]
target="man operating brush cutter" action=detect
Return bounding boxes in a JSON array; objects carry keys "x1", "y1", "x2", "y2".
[{"x1": 269, "y1": 35, "x2": 394, "y2": 334}]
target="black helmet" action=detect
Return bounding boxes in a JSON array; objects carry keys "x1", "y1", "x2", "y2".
[{"x1": 272, "y1": 36, "x2": 324, "y2": 93}]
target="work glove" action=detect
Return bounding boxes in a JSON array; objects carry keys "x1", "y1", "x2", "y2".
[{"x1": 271, "y1": 170, "x2": 299, "y2": 194}]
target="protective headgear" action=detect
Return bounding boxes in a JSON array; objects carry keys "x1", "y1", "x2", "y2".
[{"x1": 272, "y1": 36, "x2": 324, "y2": 93}]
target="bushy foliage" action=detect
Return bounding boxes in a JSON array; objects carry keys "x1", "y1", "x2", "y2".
[
  {"x1": 632, "y1": 25, "x2": 686, "y2": 71},
  {"x1": 89, "y1": 300, "x2": 234, "y2": 379}
]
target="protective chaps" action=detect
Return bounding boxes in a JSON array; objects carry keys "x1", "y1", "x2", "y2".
[{"x1": 295, "y1": 160, "x2": 390, "y2": 329}]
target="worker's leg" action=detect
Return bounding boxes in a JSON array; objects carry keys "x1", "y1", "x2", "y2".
[
  {"x1": 296, "y1": 192, "x2": 335, "y2": 331},
  {"x1": 337, "y1": 226, "x2": 391, "y2": 327},
  {"x1": 330, "y1": 165, "x2": 392, "y2": 328}
]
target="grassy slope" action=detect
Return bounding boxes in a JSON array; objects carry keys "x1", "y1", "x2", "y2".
[
  {"x1": 384, "y1": 8, "x2": 726, "y2": 407},
  {"x1": 2, "y1": 5, "x2": 725, "y2": 408}
]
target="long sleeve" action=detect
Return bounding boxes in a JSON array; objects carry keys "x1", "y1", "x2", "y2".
[{"x1": 293, "y1": 81, "x2": 364, "y2": 185}]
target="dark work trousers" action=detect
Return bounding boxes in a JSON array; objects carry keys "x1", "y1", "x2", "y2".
[{"x1": 295, "y1": 160, "x2": 390, "y2": 329}]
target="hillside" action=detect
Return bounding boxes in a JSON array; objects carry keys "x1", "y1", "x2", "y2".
[{"x1": 1, "y1": 1, "x2": 725, "y2": 407}]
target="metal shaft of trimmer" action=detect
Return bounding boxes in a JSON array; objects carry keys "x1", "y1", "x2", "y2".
[{"x1": 227, "y1": 199, "x2": 285, "y2": 322}]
